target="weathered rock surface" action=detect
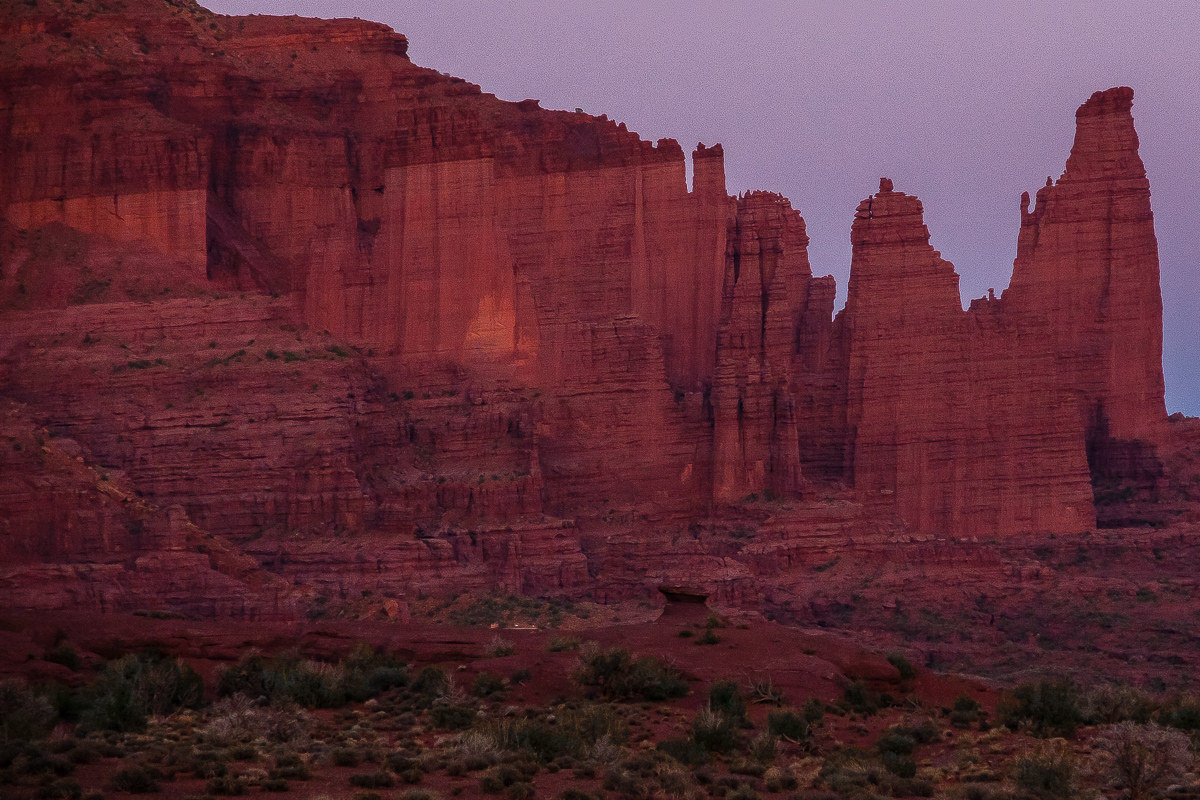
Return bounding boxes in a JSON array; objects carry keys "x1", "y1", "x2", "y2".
[{"x1": 0, "y1": 0, "x2": 1172, "y2": 614}]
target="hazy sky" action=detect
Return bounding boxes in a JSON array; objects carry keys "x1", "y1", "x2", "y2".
[{"x1": 205, "y1": 0, "x2": 1200, "y2": 415}]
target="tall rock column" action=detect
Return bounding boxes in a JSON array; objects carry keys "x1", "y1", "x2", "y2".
[
  {"x1": 712, "y1": 192, "x2": 809, "y2": 503},
  {"x1": 1003, "y1": 87, "x2": 1166, "y2": 476},
  {"x1": 839, "y1": 179, "x2": 1095, "y2": 536}
]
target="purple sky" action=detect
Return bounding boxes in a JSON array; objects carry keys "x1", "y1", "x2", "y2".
[{"x1": 205, "y1": 0, "x2": 1200, "y2": 416}]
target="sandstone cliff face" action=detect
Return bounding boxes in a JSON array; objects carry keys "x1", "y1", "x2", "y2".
[{"x1": 0, "y1": 0, "x2": 1171, "y2": 614}]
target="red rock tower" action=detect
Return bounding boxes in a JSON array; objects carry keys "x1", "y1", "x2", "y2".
[{"x1": 1003, "y1": 87, "x2": 1167, "y2": 478}]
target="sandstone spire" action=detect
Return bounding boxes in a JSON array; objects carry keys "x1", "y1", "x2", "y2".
[{"x1": 1004, "y1": 86, "x2": 1166, "y2": 478}]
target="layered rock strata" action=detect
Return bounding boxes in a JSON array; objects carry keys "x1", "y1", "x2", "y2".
[{"x1": 0, "y1": 0, "x2": 1171, "y2": 614}]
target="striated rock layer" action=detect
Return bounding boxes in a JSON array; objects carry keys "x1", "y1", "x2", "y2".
[{"x1": 0, "y1": 0, "x2": 1170, "y2": 614}]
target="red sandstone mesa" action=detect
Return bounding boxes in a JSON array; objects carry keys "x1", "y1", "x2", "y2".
[{"x1": 0, "y1": 0, "x2": 1169, "y2": 615}]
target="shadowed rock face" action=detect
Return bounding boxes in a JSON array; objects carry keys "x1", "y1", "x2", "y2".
[{"x1": 0, "y1": 1, "x2": 1169, "y2": 614}]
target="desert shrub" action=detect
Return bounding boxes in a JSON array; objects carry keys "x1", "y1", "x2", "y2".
[
  {"x1": 951, "y1": 694, "x2": 983, "y2": 728},
  {"x1": 510, "y1": 669, "x2": 532, "y2": 685},
  {"x1": 691, "y1": 708, "x2": 739, "y2": 754},
  {"x1": 748, "y1": 730, "x2": 777, "y2": 764},
  {"x1": 656, "y1": 737, "x2": 708, "y2": 766},
  {"x1": 0, "y1": 680, "x2": 56, "y2": 743},
  {"x1": 840, "y1": 681, "x2": 880, "y2": 714},
  {"x1": 270, "y1": 750, "x2": 310, "y2": 781},
  {"x1": 479, "y1": 704, "x2": 626, "y2": 764},
  {"x1": 876, "y1": 729, "x2": 915, "y2": 756},
  {"x1": 960, "y1": 784, "x2": 1006, "y2": 800},
  {"x1": 450, "y1": 730, "x2": 502, "y2": 770},
  {"x1": 887, "y1": 653, "x2": 917, "y2": 681},
  {"x1": 696, "y1": 628, "x2": 721, "y2": 645},
  {"x1": 998, "y1": 681, "x2": 1081, "y2": 738},
  {"x1": 33, "y1": 778, "x2": 82, "y2": 800},
  {"x1": 488, "y1": 636, "x2": 516, "y2": 657},
  {"x1": 206, "y1": 774, "x2": 248, "y2": 795},
  {"x1": 480, "y1": 763, "x2": 526, "y2": 792},
  {"x1": 202, "y1": 696, "x2": 311, "y2": 746},
  {"x1": 1157, "y1": 694, "x2": 1200, "y2": 732},
  {"x1": 472, "y1": 671, "x2": 506, "y2": 699},
  {"x1": 339, "y1": 643, "x2": 409, "y2": 702},
  {"x1": 189, "y1": 751, "x2": 228, "y2": 779},
  {"x1": 874, "y1": 723, "x2": 923, "y2": 777},
  {"x1": 574, "y1": 645, "x2": 687, "y2": 702},
  {"x1": 400, "y1": 791, "x2": 443, "y2": 800},
  {"x1": 228, "y1": 744, "x2": 257, "y2": 761},
  {"x1": 412, "y1": 666, "x2": 450, "y2": 697},
  {"x1": 331, "y1": 747, "x2": 363, "y2": 767},
  {"x1": 767, "y1": 709, "x2": 809, "y2": 742},
  {"x1": 260, "y1": 777, "x2": 289, "y2": 792},
  {"x1": 45, "y1": 643, "x2": 82, "y2": 672},
  {"x1": 78, "y1": 650, "x2": 201, "y2": 733},
  {"x1": 350, "y1": 771, "x2": 396, "y2": 788},
  {"x1": 1081, "y1": 684, "x2": 1156, "y2": 725},
  {"x1": 548, "y1": 636, "x2": 582, "y2": 652},
  {"x1": 818, "y1": 747, "x2": 888, "y2": 795},
  {"x1": 217, "y1": 653, "x2": 341, "y2": 708},
  {"x1": 804, "y1": 697, "x2": 826, "y2": 724},
  {"x1": 430, "y1": 697, "x2": 477, "y2": 730},
  {"x1": 109, "y1": 764, "x2": 160, "y2": 793},
  {"x1": 1011, "y1": 739, "x2": 1076, "y2": 800},
  {"x1": 708, "y1": 680, "x2": 748, "y2": 724},
  {"x1": 1091, "y1": 722, "x2": 1191, "y2": 800},
  {"x1": 763, "y1": 766, "x2": 799, "y2": 792},
  {"x1": 481, "y1": 717, "x2": 577, "y2": 763},
  {"x1": 505, "y1": 782, "x2": 536, "y2": 799}
]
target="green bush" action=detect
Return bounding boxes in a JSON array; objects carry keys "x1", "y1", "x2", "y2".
[
  {"x1": 45, "y1": 643, "x2": 82, "y2": 672},
  {"x1": 270, "y1": 751, "x2": 309, "y2": 781},
  {"x1": 574, "y1": 646, "x2": 687, "y2": 701},
  {"x1": 951, "y1": 694, "x2": 982, "y2": 728},
  {"x1": 80, "y1": 678, "x2": 145, "y2": 734},
  {"x1": 339, "y1": 643, "x2": 409, "y2": 702},
  {"x1": 887, "y1": 653, "x2": 917, "y2": 681},
  {"x1": 78, "y1": 650, "x2": 202, "y2": 733},
  {"x1": 412, "y1": 665, "x2": 450, "y2": 696},
  {"x1": 1158, "y1": 695, "x2": 1200, "y2": 731},
  {"x1": 109, "y1": 765, "x2": 160, "y2": 793},
  {"x1": 1082, "y1": 684, "x2": 1155, "y2": 725},
  {"x1": 656, "y1": 737, "x2": 709, "y2": 765},
  {"x1": 548, "y1": 636, "x2": 582, "y2": 652},
  {"x1": 767, "y1": 710, "x2": 809, "y2": 741},
  {"x1": 429, "y1": 698, "x2": 476, "y2": 730},
  {"x1": 691, "y1": 708, "x2": 740, "y2": 754},
  {"x1": 0, "y1": 680, "x2": 56, "y2": 743},
  {"x1": 1011, "y1": 740, "x2": 1076, "y2": 799},
  {"x1": 803, "y1": 697, "x2": 825, "y2": 724},
  {"x1": 207, "y1": 774, "x2": 248, "y2": 795},
  {"x1": 472, "y1": 671, "x2": 505, "y2": 699},
  {"x1": 840, "y1": 681, "x2": 880, "y2": 714},
  {"x1": 217, "y1": 653, "x2": 341, "y2": 709},
  {"x1": 708, "y1": 681, "x2": 748, "y2": 724},
  {"x1": 998, "y1": 681, "x2": 1080, "y2": 737},
  {"x1": 350, "y1": 771, "x2": 396, "y2": 788},
  {"x1": 331, "y1": 747, "x2": 362, "y2": 767},
  {"x1": 33, "y1": 777, "x2": 82, "y2": 800}
]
